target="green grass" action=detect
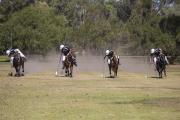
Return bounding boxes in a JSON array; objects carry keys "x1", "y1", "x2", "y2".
[
  {"x1": 0, "y1": 55, "x2": 9, "y2": 62},
  {"x1": 0, "y1": 64, "x2": 180, "y2": 120}
]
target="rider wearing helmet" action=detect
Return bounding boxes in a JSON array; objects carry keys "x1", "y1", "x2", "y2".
[
  {"x1": 104, "y1": 49, "x2": 115, "y2": 64},
  {"x1": 59, "y1": 44, "x2": 77, "y2": 69},
  {"x1": 6, "y1": 48, "x2": 26, "y2": 67},
  {"x1": 150, "y1": 48, "x2": 169, "y2": 65}
]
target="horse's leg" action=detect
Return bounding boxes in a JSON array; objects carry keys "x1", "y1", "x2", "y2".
[
  {"x1": 65, "y1": 68, "x2": 68, "y2": 76},
  {"x1": 160, "y1": 72, "x2": 162, "y2": 78},
  {"x1": 17, "y1": 66, "x2": 21, "y2": 77},
  {"x1": 15, "y1": 66, "x2": 20, "y2": 77},
  {"x1": 115, "y1": 68, "x2": 118, "y2": 77},
  {"x1": 67, "y1": 68, "x2": 70, "y2": 76},
  {"x1": 22, "y1": 61, "x2": 24, "y2": 73},
  {"x1": 70, "y1": 65, "x2": 73, "y2": 77},
  {"x1": 14, "y1": 66, "x2": 18, "y2": 76},
  {"x1": 66, "y1": 66, "x2": 69, "y2": 76},
  {"x1": 159, "y1": 69, "x2": 162, "y2": 78}
]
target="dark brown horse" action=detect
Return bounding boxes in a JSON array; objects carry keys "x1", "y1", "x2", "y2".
[
  {"x1": 12, "y1": 52, "x2": 25, "y2": 77},
  {"x1": 155, "y1": 54, "x2": 166, "y2": 78},
  {"x1": 63, "y1": 50, "x2": 76, "y2": 77},
  {"x1": 108, "y1": 55, "x2": 120, "y2": 77}
]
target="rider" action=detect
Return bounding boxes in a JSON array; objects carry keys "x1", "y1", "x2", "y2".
[
  {"x1": 6, "y1": 48, "x2": 26, "y2": 67},
  {"x1": 150, "y1": 48, "x2": 169, "y2": 65},
  {"x1": 104, "y1": 49, "x2": 115, "y2": 65},
  {"x1": 59, "y1": 44, "x2": 77, "y2": 69}
]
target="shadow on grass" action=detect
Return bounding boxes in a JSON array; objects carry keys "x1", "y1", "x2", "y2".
[
  {"x1": 105, "y1": 76, "x2": 115, "y2": 78},
  {"x1": 55, "y1": 75, "x2": 73, "y2": 78},
  {"x1": 149, "y1": 76, "x2": 161, "y2": 79}
]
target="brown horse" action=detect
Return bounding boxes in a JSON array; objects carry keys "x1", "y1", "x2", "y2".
[
  {"x1": 108, "y1": 55, "x2": 120, "y2": 77},
  {"x1": 63, "y1": 50, "x2": 76, "y2": 77}
]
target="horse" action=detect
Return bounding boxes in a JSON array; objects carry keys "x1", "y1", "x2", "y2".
[
  {"x1": 108, "y1": 55, "x2": 120, "y2": 77},
  {"x1": 63, "y1": 50, "x2": 76, "y2": 77},
  {"x1": 155, "y1": 54, "x2": 167, "y2": 78},
  {"x1": 12, "y1": 52, "x2": 25, "y2": 77}
]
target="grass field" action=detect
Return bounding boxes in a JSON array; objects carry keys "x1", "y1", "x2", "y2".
[
  {"x1": 0, "y1": 56, "x2": 9, "y2": 62},
  {"x1": 0, "y1": 63, "x2": 180, "y2": 120}
]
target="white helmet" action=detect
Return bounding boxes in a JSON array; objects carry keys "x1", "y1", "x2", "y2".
[
  {"x1": 106, "y1": 50, "x2": 110, "y2": 55},
  {"x1": 6, "y1": 49, "x2": 10, "y2": 55},
  {"x1": 60, "y1": 44, "x2": 64, "y2": 50},
  {"x1": 150, "y1": 48, "x2": 155, "y2": 54}
]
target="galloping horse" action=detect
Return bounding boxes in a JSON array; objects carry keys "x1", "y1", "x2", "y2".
[
  {"x1": 155, "y1": 54, "x2": 166, "y2": 78},
  {"x1": 12, "y1": 52, "x2": 25, "y2": 77},
  {"x1": 108, "y1": 55, "x2": 120, "y2": 77},
  {"x1": 63, "y1": 50, "x2": 76, "y2": 77}
]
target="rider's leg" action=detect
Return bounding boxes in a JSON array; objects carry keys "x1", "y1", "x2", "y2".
[
  {"x1": 107, "y1": 58, "x2": 111, "y2": 65},
  {"x1": 10, "y1": 57, "x2": 14, "y2": 67},
  {"x1": 107, "y1": 58, "x2": 111, "y2": 76},
  {"x1": 153, "y1": 57, "x2": 157, "y2": 71},
  {"x1": 62, "y1": 55, "x2": 66, "y2": 69},
  {"x1": 108, "y1": 64, "x2": 111, "y2": 76}
]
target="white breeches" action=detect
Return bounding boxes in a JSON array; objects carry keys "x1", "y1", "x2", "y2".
[
  {"x1": 10, "y1": 57, "x2": 14, "y2": 67},
  {"x1": 62, "y1": 55, "x2": 66, "y2": 62},
  {"x1": 107, "y1": 59, "x2": 111, "y2": 64},
  {"x1": 153, "y1": 57, "x2": 157, "y2": 64}
]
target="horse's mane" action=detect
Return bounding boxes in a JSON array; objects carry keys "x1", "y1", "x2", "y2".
[{"x1": 112, "y1": 55, "x2": 119, "y2": 64}]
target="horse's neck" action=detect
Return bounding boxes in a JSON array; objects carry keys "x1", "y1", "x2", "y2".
[
  {"x1": 66, "y1": 53, "x2": 72, "y2": 62},
  {"x1": 112, "y1": 56, "x2": 118, "y2": 64},
  {"x1": 14, "y1": 53, "x2": 21, "y2": 60}
]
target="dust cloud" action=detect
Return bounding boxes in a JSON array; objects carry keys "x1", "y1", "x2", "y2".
[
  {"x1": 25, "y1": 53, "x2": 106, "y2": 74},
  {"x1": 25, "y1": 52, "x2": 155, "y2": 75}
]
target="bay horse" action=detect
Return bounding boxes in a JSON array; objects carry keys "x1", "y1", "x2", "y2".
[
  {"x1": 155, "y1": 54, "x2": 166, "y2": 78},
  {"x1": 63, "y1": 50, "x2": 76, "y2": 77},
  {"x1": 108, "y1": 55, "x2": 120, "y2": 77},
  {"x1": 12, "y1": 52, "x2": 25, "y2": 77}
]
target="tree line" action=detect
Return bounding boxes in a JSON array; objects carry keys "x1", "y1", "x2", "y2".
[{"x1": 0, "y1": 0, "x2": 179, "y2": 62}]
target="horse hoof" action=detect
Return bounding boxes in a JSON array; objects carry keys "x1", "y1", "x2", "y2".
[
  {"x1": 21, "y1": 73, "x2": 24, "y2": 76},
  {"x1": 8, "y1": 72, "x2": 13, "y2": 76}
]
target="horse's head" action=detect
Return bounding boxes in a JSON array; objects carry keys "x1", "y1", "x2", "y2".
[{"x1": 13, "y1": 52, "x2": 21, "y2": 62}]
